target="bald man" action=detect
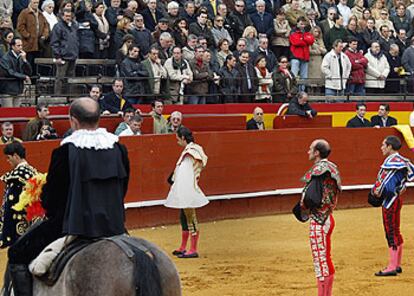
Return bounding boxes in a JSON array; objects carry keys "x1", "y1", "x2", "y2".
[
  {"x1": 246, "y1": 107, "x2": 265, "y2": 130},
  {"x1": 7, "y1": 98, "x2": 130, "y2": 296},
  {"x1": 293, "y1": 139, "x2": 341, "y2": 296}
]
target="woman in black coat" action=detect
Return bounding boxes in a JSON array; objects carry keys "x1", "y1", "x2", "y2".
[
  {"x1": 272, "y1": 56, "x2": 298, "y2": 102},
  {"x1": 75, "y1": 0, "x2": 99, "y2": 59},
  {"x1": 218, "y1": 54, "x2": 239, "y2": 103},
  {"x1": 172, "y1": 18, "x2": 189, "y2": 48}
]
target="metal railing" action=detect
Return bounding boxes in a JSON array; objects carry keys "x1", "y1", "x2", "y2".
[{"x1": 1, "y1": 76, "x2": 414, "y2": 105}]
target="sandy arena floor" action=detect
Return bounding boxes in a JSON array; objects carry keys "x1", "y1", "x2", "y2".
[{"x1": 1, "y1": 206, "x2": 414, "y2": 295}]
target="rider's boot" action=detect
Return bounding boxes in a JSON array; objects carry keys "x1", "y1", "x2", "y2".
[{"x1": 9, "y1": 264, "x2": 32, "y2": 296}]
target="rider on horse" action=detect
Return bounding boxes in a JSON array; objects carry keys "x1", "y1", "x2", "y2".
[{"x1": 7, "y1": 97, "x2": 130, "y2": 296}]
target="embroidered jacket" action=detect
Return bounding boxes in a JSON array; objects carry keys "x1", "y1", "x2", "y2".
[
  {"x1": 301, "y1": 159, "x2": 341, "y2": 225},
  {"x1": 373, "y1": 153, "x2": 414, "y2": 209},
  {"x1": 0, "y1": 162, "x2": 37, "y2": 248}
]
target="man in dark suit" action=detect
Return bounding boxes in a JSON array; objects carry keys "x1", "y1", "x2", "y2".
[
  {"x1": 249, "y1": 0, "x2": 274, "y2": 38},
  {"x1": 246, "y1": 107, "x2": 265, "y2": 130},
  {"x1": 141, "y1": 0, "x2": 164, "y2": 32},
  {"x1": 371, "y1": 104, "x2": 398, "y2": 127},
  {"x1": 346, "y1": 102, "x2": 372, "y2": 128},
  {"x1": 101, "y1": 79, "x2": 135, "y2": 115},
  {"x1": 0, "y1": 37, "x2": 31, "y2": 107}
]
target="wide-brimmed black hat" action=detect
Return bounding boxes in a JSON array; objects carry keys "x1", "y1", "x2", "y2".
[
  {"x1": 292, "y1": 201, "x2": 309, "y2": 223},
  {"x1": 368, "y1": 192, "x2": 383, "y2": 207}
]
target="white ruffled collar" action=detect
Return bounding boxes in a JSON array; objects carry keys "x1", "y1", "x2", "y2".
[{"x1": 61, "y1": 128, "x2": 118, "y2": 150}]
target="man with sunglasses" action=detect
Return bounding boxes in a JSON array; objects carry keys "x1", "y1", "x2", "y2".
[
  {"x1": 228, "y1": 0, "x2": 253, "y2": 42},
  {"x1": 246, "y1": 107, "x2": 265, "y2": 130}
]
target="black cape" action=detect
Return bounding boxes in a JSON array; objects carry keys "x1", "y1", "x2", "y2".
[{"x1": 63, "y1": 143, "x2": 129, "y2": 238}]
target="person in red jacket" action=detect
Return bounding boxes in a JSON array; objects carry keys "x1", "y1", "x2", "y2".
[
  {"x1": 345, "y1": 38, "x2": 368, "y2": 95},
  {"x1": 289, "y1": 16, "x2": 315, "y2": 91}
]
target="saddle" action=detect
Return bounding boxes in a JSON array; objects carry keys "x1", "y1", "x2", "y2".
[
  {"x1": 35, "y1": 235, "x2": 161, "y2": 296},
  {"x1": 37, "y1": 238, "x2": 97, "y2": 286}
]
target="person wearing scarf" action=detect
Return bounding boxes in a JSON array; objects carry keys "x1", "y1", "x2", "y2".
[
  {"x1": 273, "y1": 56, "x2": 298, "y2": 102},
  {"x1": 164, "y1": 46, "x2": 193, "y2": 104},
  {"x1": 364, "y1": 41, "x2": 390, "y2": 93},
  {"x1": 254, "y1": 55, "x2": 273, "y2": 103},
  {"x1": 41, "y1": 0, "x2": 58, "y2": 30},
  {"x1": 92, "y1": 1, "x2": 110, "y2": 59}
]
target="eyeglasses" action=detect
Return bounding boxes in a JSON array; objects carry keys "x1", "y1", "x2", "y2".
[
  {"x1": 280, "y1": 61, "x2": 288, "y2": 63},
  {"x1": 235, "y1": 4, "x2": 245, "y2": 7},
  {"x1": 216, "y1": 19, "x2": 224, "y2": 22},
  {"x1": 256, "y1": 113, "x2": 264, "y2": 115},
  {"x1": 381, "y1": 12, "x2": 388, "y2": 15}
]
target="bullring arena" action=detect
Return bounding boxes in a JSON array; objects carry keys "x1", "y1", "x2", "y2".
[{"x1": 1, "y1": 102, "x2": 414, "y2": 295}]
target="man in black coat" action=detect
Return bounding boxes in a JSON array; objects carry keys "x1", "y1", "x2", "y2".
[
  {"x1": 0, "y1": 37, "x2": 31, "y2": 107},
  {"x1": 141, "y1": 0, "x2": 164, "y2": 32},
  {"x1": 246, "y1": 107, "x2": 265, "y2": 130},
  {"x1": 7, "y1": 98, "x2": 130, "y2": 296},
  {"x1": 346, "y1": 102, "x2": 372, "y2": 128},
  {"x1": 371, "y1": 103, "x2": 398, "y2": 127},
  {"x1": 189, "y1": 11, "x2": 215, "y2": 48},
  {"x1": 50, "y1": 9, "x2": 79, "y2": 95},
  {"x1": 228, "y1": 0, "x2": 253, "y2": 42},
  {"x1": 286, "y1": 91, "x2": 317, "y2": 118},
  {"x1": 249, "y1": 0, "x2": 274, "y2": 38},
  {"x1": 119, "y1": 44, "x2": 148, "y2": 104},
  {"x1": 130, "y1": 14, "x2": 153, "y2": 56},
  {"x1": 234, "y1": 50, "x2": 257, "y2": 103},
  {"x1": 105, "y1": 0, "x2": 123, "y2": 58},
  {"x1": 101, "y1": 79, "x2": 135, "y2": 114}
]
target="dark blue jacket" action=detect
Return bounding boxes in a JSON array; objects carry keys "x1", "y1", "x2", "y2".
[
  {"x1": 0, "y1": 50, "x2": 32, "y2": 95},
  {"x1": 50, "y1": 20, "x2": 79, "y2": 60},
  {"x1": 141, "y1": 8, "x2": 164, "y2": 32},
  {"x1": 250, "y1": 12, "x2": 274, "y2": 38}
]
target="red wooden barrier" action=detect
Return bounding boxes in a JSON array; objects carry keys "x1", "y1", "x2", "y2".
[
  {"x1": 0, "y1": 127, "x2": 411, "y2": 227},
  {"x1": 0, "y1": 114, "x2": 246, "y2": 139},
  {"x1": 273, "y1": 115, "x2": 332, "y2": 129},
  {"x1": 0, "y1": 127, "x2": 409, "y2": 203}
]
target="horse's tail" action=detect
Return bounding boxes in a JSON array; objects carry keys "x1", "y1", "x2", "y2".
[{"x1": 133, "y1": 246, "x2": 163, "y2": 296}]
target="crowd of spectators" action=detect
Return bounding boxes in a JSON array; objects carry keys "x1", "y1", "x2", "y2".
[{"x1": 1, "y1": 0, "x2": 414, "y2": 106}]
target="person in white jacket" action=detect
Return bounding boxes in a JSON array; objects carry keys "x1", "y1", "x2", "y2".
[
  {"x1": 364, "y1": 41, "x2": 390, "y2": 93},
  {"x1": 165, "y1": 126, "x2": 208, "y2": 259},
  {"x1": 164, "y1": 46, "x2": 193, "y2": 104},
  {"x1": 321, "y1": 39, "x2": 352, "y2": 96}
]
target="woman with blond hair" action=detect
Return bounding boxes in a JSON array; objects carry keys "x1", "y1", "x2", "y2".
[
  {"x1": 242, "y1": 26, "x2": 259, "y2": 52},
  {"x1": 114, "y1": 16, "x2": 132, "y2": 52},
  {"x1": 308, "y1": 26, "x2": 326, "y2": 81},
  {"x1": 371, "y1": 0, "x2": 386, "y2": 20},
  {"x1": 351, "y1": 0, "x2": 365, "y2": 20}
]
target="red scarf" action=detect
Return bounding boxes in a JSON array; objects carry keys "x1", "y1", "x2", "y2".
[
  {"x1": 257, "y1": 66, "x2": 268, "y2": 92},
  {"x1": 196, "y1": 58, "x2": 203, "y2": 68},
  {"x1": 278, "y1": 67, "x2": 292, "y2": 79}
]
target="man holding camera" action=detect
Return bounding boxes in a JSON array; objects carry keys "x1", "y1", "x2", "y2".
[{"x1": 22, "y1": 102, "x2": 51, "y2": 141}]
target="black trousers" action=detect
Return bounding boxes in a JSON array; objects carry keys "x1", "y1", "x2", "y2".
[{"x1": 8, "y1": 219, "x2": 62, "y2": 265}]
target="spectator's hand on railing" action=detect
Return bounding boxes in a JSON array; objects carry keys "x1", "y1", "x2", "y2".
[
  {"x1": 306, "y1": 110, "x2": 313, "y2": 118},
  {"x1": 102, "y1": 110, "x2": 111, "y2": 116},
  {"x1": 25, "y1": 76, "x2": 31, "y2": 84},
  {"x1": 117, "y1": 111, "x2": 124, "y2": 117},
  {"x1": 135, "y1": 109, "x2": 142, "y2": 115}
]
